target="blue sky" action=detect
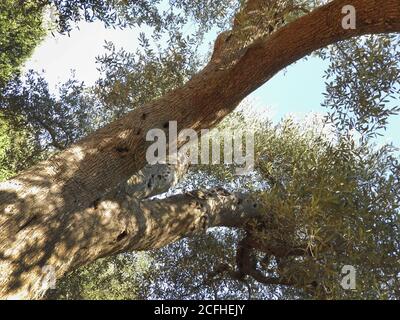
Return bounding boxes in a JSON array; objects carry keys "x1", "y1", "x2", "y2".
[
  {"x1": 250, "y1": 57, "x2": 329, "y2": 120},
  {"x1": 24, "y1": 21, "x2": 400, "y2": 146}
]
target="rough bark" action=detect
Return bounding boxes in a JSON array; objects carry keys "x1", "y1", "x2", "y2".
[
  {"x1": 0, "y1": 187, "x2": 262, "y2": 299},
  {"x1": 1, "y1": 0, "x2": 400, "y2": 298},
  {"x1": 125, "y1": 152, "x2": 190, "y2": 200}
]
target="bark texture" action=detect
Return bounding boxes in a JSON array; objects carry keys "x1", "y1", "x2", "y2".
[
  {"x1": 1, "y1": 0, "x2": 400, "y2": 298},
  {"x1": 1, "y1": 185, "x2": 262, "y2": 299}
]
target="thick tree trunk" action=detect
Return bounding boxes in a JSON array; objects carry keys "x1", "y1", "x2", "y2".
[
  {"x1": 1, "y1": 0, "x2": 400, "y2": 298},
  {"x1": 1, "y1": 185, "x2": 261, "y2": 299},
  {"x1": 0, "y1": 154, "x2": 191, "y2": 299}
]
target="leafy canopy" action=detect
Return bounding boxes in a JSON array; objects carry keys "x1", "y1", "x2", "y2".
[
  {"x1": 0, "y1": 0, "x2": 46, "y2": 88},
  {"x1": 0, "y1": 0, "x2": 399, "y2": 300}
]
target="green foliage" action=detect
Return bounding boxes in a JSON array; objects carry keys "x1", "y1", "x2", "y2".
[
  {"x1": 158, "y1": 113, "x2": 400, "y2": 300},
  {"x1": 0, "y1": 71, "x2": 104, "y2": 180},
  {"x1": 253, "y1": 118, "x2": 399, "y2": 299},
  {"x1": 49, "y1": 253, "x2": 155, "y2": 300},
  {"x1": 0, "y1": 0, "x2": 46, "y2": 87},
  {"x1": 0, "y1": 115, "x2": 43, "y2": 181},
  {"x1": 46, "y1": 0, "x2": 163, "y2": 34},
  {"x1": 95, "y1": 31, "x2": 201, "y2": 117},
  {"x1": 0, "y1": 117, "x2": 15, "y2": 181},
  {"x1": 147, "y1": 230, "x2": 257, "y2": 300},
  {"x1": 0, "y1": 71, "x2": 102, "y2": 152},
  {"x1": 169, "y1": 0, "x2": 239, "y2": 31},
  {"x1": 321, "y1": 34, "x2": 400, "y2": 139},
  {"x1": 93, "y1": 0, "x2": 240, "y2": 117},
  {"x1": 1, "y1": 0, "x2": 399, "y2": 301},
  {"x1": 0, "y1": 0, "x2": 237, "y2": 90},
  {"x1": 45, "y1": 0, "x2": 239, "y2": 34},
  {"x1": 51, "y1": 112, "x2": 399, "y2": 300}
]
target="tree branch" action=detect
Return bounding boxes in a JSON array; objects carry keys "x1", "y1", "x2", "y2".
[
  {"x1": 3, "y1": 0, "x2": 399, "y2": 226},
  {"x1": 0, "y1": 187, "x2": 263, "y2": 298},
  {"x1": 1, "y1": 0, "x2": 400, "y2": 298}
]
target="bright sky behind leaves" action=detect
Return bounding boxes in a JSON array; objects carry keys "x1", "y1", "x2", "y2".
[{"x1": 24, "y1": 20, "x2": 400, "y2": 146}]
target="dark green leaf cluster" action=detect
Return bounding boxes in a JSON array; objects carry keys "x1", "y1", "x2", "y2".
[
  {"x1": 0, "y1": 0, "x2": 46, "y2": 88},
  {"x1": 321, "y1": 35, "x2": 400, "y2": 139}
]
